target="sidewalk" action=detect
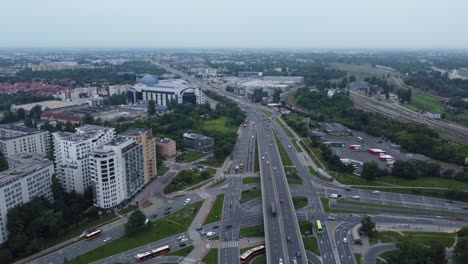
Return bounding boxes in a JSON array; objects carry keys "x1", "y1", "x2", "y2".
[{"x1": 189, "y1": 195, "x2": 216, "y2": 230}]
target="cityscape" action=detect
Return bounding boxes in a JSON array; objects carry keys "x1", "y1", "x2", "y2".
[{"x1": 1, "y1": 1, "x2": 468, "y2": 264}]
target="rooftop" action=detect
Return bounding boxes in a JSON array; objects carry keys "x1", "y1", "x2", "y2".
[
  {"x1": 319, "y1": 122, "x2": 351, "y2": 133},
  {"x1": 183, "y1": 133, "x2": 212, "y2": 140},
  {"x1": 11, "y1": 100, "x2": 88, "y2": 112},
  {"x1": 156, "y1": 137, "x2": 174, "y2": 144},
  {"x1": 121, "y1": 128, "x2": 151, "y2": 136},
  {"x1": 0, "y1": 153, "x2": 53, "y2": 188},
  {"x1": 54, "y1": 125, "x2": 114, "y2": 143}
]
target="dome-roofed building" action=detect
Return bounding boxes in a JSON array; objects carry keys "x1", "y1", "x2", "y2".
[{"x1": 140, "y1": 74, "x2": 158, "y2": 87}]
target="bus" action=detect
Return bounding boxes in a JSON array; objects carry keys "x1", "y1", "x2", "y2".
[
  {"x1": 135, "y1": 245, "x2": 170, "y2": 262},
  {"x1": 240, "y1": 245, "x2": 266, "y2": 264},
  {"x1": 85, "y1": 229, "x2": 102, "y2": 240},
  {"x1": 271, "y1": 202, "x2": 277, "y2": 217},
  {"x1": 356, "y1": 136, "x2": 364, "y2": 142},
  {"x1": 316, "y1": 220, "x2": 323, "y2": 233}
]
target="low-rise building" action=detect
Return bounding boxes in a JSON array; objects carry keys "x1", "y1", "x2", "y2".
[
  {"x1": 183, "y1": 133, "x2": 214, "y2": 153},
  {"x1": 319, "y1": 122, "x2": 352, "y2": 136},
  {"x1": 156, "y1": 138, "x2": 177, "y2": 159},
  {"x1": 0, "y1": 125, "x2": 51, "y2": 159},
  {"x1": 0, "y1": 153, "x2": 54, "y2": 244}
]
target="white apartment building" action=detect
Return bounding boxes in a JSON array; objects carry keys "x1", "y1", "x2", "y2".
[
  {"x1": 0, "y1": 153, "x2": 54, "y2": 244},
  {"x1": 0, "y1": 125, "x2": 51, "y2": 159},
  {"x1": 90, "y1": 137, "x2": 144, "y2": 211},
  {"x1": 53, "y1": 125, "x2": 115, "y2": 194}
]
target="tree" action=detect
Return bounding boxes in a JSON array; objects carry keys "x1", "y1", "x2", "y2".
[
  {"x1": 94, "y1": 117, "x2": 103, "y2": 126},
  {"x1": 407, "y1": 88, "x2": 412, "y2": 102},
  {"x1": 455, "y1": 236, "x2": 468, "y2": 261},
  {"x1": 360, "y1": 216, "x2": 376, "y2": 237},
  {"x1": 125, "y1": 209, "x2": 146, "y2": 235},
  {"x1": 42, "y1": 120, "x2": 55, "y2": 132},
  {"x1": 16, "y1": 108, "x2": 26, "y2": 120},
  {"x1": 55, "y1": 122, "x2": 62, "y2": 131},
  {"x1": 147, "y1": 100, "x2": 156, "y2": 116},
  {"x1": 0, "y1": 249, "x2": 13, "y2": 263},
  {"x1": 349, "y1": 75, "x2": 356, "y2": 83},
  {"x1": 428, "y1": 241, "x2": 447, "y2": 264},
  {"x1": 272, "y1": 89, "x2": 282, "y2": 103},
  {"x1": 24, "y1": 118, "x2": 34, "y2": 128},
  {"x1": 81, "y1": 113, "x2": 94, "y2": 125},
  {"x1": 64, "y1": 121, "x2": 74, "y2": 132},
  {"x1": 0, "y1": 151, "x2": 8, "y2": 172},
  {"x1": 361, "y1": 162, "x2": 383, "y2": 181},
  {"x1": 28, "y1": 105, "x2": 42, "y2": 120},
  {"x1": 1, "y1": 111, "x2": 17, "y2": 124}
]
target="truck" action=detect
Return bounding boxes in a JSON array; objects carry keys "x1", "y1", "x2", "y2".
[
  {"x1": 239, "y1": 163, "x2": 244, "y2": 171},
  {"x1": 329, "y1": 194, "x2": 341, "y2": 199},
  {"x1": 271, "y1": 202, "x2": 277, "y2": 217}
]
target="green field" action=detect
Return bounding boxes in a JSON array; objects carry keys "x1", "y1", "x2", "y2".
[
  {"x1": 204, "y1": 194, "x2": 225, "y2": 225},
  {"x1": 320, "y1": 198, "x2": 372, "y2": 214},
  {"x1": 293, "y1": 197, "x2": 308, "y2": 209},
  {"x1": 164, "y1": 168, "x2": 216, "y2": 194},
  {"x1": 202, "y1": 249, "x2": 218, "y2": 264},
  {"x1": 117, "y1": 205, "x2": 138, "y2": 215},
  {"x1": 157, "y1": 163, "x2": 170, "y2": 176},
  {"x1": 240, "y1": 189, "x2": 262, "y2": 204},
  {"x1": 273, "y1": 132, "x2": 293, "y2": 166},
  {"x1": 276, "y1": 118, "x2": 295, "y2": 139},
  {"x1": 202, "y1": 117, "x2": 237, "y2": 134},
  {"x1": 254, "y1": 136, "x2": 260, "y2": 172},
  {"x1": 355, "y1": 253, "x2": 362, "y2": 264},
  {"x1": 199, "y1": 158, "x2": 224, "y2": 168},
  {"x1": 243, "y1": 177, "x2": 261, "y2": 184},
  {"x1": 370, "y1": 230, "x2": 455, "y2": 248},
  {"x1": 165, "y1": 245, "x2": 194, "y2": 257},
  {"x1": 240, "y1": 225, "x2": 265, "y2": 237},
  {"x1": 411, "y1": 91, "x2": 445, "y2": 113},
  {"x1": 177, "y1": 150, "x2": 205, "y2": 162},
  {"x1": 303, "y1": 236, "x2": 320, "y2": 256},
  {"x1": 299, "y1": 221, "x2": 313, "y2": 235},
  {"x1": 251, "y1": 255, "x2": 267, "y2": 264},
  {"x1": 68, "y1": 201, "x2": 203, "y2": 264},
  {"x1": 287, "y1": 178, "x2": 304, "y2": 185}
]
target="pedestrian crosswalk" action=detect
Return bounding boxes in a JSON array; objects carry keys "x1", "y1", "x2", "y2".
[{"x1": 220, "y1": 240, "x2": 239, "y2": 248}]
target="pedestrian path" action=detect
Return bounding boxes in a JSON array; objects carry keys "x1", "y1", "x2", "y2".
[{"x1": 189, "y1": 195, "x2": 216, "y2": 230}]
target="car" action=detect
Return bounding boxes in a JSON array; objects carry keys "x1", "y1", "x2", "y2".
[
  {"x1": 280, "y1": 199, "x2": 284, "y2": 204},
  {"x1": 344, "y1": 188, "x2": 351, "y2": 191},
  {"x1": 296, "y1": 251, "x2": 301, "y2": 258},
  {"x1": 164, "y1": 211, "x2": 170, "y2": 215},
  {"x1": 273, "y1": 167, "x2": 277, "y2": 170},
  {"x1": 252, "y1": 186, "x2": 257, "y2": 189},
  {"x1": 463, "y1": 207, "x2": 468, "y2": 210},
  {"x1": 288, "y1": 145, "x2": 291, "y2": 148},
  {"x1": 279, "y1": 258, "x2": 283, "y2": 264},
  {"x1": 265, "y1": 152, "x2": 267, "y2": 155},
  {"x1": 180, "y1": 238, "x2": 188, "y2": 242},
  {"x1": 436, "y1": 216, "x2": 443, "y2": 219},
  {"x1": 262, "y1": 156, "x2": 265, "y2": 160},
  {"x1": 103, "y1": 237, "x2": 112, "y2": 243},
  {"x1": 371, "y1": 190, "x2": 380, "y2": 194},
  {"x1": 225, "y1": 224, "x2": 233, "y2": 228},
  {"x1": 179, "y1": 242, "x2": 187, "y2": 247},
  {"x1": 352, "y1": 195, "x2": 360, "y2": 199},
  {"x1": 206, "y1": 231, "x2": 216, "y2": 237},
  {"x1": 251, "y1": 136, "x2": 254, "y2": 139},
  {"x1": 292, "y1": 259, "x2": 298, "y2": 264},
  {"x1": 343, "y1": 237, "x2": 347, "y2": 243},
  {"x1": 266, "y1": 161, "x2": 269, "y2": 165},
  {"x1": 166, "y1": 206, "x2": 172, "y2": 210},
  {"x1": 213, "y1": 225, "x2": 219, "y2": 229},
  {"x1": 327, "y1": 216, "x2": 336, "y2": 220},
  {"x1": 144, "y1": 219, "x2": 149, "y2": 224},
  {"x1": 151, "y1": 214, "x2": 158, "y2": 218},
  {"x1": 196, "y1": 226, "x2": 203, "y2": 231},
  {"x1": 287, "y1": 235, "x2": 291, "y2": 242},
  {"x1": 177, "y1": 235, "x2": 185, "y2": 240},
  {"x1": 374, "y1": 139, "x2": 383, "y2": 143},
  {"x1": 446, "y1": 200, "x2": 454, "y2": 203}
]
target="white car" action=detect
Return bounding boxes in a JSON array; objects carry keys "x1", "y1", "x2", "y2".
[
  {"x1": 206, "y1": 231, "x2": 216, "y2": 237},
  {"x1": 279, "y1": 258, "x2": 283, "y2": 264},
  {"x1": 273, "y1": 167, "x2": 277, "y2": 170},
  {"x1": 288, "y1": 145, "x2": 291, "y2": 148},
  {"x1": 180, "y1": 238, "x2": 188, "y2": 242},
  {"x1": 266, "y1": 161, "x2": 269, "y2": 165},
  {"x1": 103, "y1": 237, "x2": 112, "y2": 243},
  {"x1": 343, "y1": 237, "x2": 347, "y2": 243},
  {"x1": 177, "y1": 235, "x2": 185, "y2": 240},
  {"x1": 352, "y1": 195, "x2": 360, "y2": 199},
  {"x1": 262, "y1": 156, "x2": 265, "y2": 160},
  {"x1": 371, "y1": 190, "x2": 380, "y2": 194},
  {"x1": 251, "y1": 136, "x2": 254, "y2": 139}
]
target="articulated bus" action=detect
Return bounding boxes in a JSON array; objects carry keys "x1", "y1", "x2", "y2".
[
  {"x1": 356, "y1": 136, "x2": 364, "y2": 142},
  {"x1": 135, "y1": 245, "x2": 170, "y2": 262},
  {"x1": 316, "y1": 220, "x2": 323, "y2": 233},
  {"x1": 240, "y1": 245, "x2": 266, "y2": 264},
  {"x1": 85, "y1": 229, "x2": 102, "y2": 240}
]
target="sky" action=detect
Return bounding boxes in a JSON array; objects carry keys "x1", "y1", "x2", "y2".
[{"x1": 1, "y1": 0, "x2": 468, "y2": 49}]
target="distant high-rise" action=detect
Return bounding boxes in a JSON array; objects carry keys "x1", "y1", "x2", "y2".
[
  {"x1": 90, "y1": 137, "x2": 144, "y2": 210},
  {"x1": 121, "y1": 128, "x2": 157, "y2": 183},
  {"x1": 53, "y1": 125, "x2": 115, "y2": 194}
]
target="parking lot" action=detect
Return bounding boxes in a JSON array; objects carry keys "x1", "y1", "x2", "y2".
[{"x1": 324, "y1": 129, "x2": 429, "y2": 170}]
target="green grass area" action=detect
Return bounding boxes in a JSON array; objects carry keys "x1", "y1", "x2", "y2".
[
  {"x1": 287, "y1": 178, "x2": 304, "y2": 185},
  {"x1": 251, "y1": 255, "x2": 267, "y2": 264},
  {"x1": 310, "y1": 147, "x2": 327, "y2": 168},
  {"x1": 177, "y1": 150, "x2": 205, "y2": 162},
  {"x1": 240, "y1": 189, "x2": 262, "y2": 204},
  {"x1": 157, "y1": 163, "x2": 170, "y2": 176},
  {"x1": 355, "y1": 253, "x2": 362, "y2": 264},
  {"x1": 206, "y1": 178, "x2": 227, "y2": 188},
  {"x1": 260, "y1": 109, "x2": 273, "y2": 117},
  {"x1": 254, "y1": 136, "x2": 259, "y2": 172},
  {"x1": 43, "y1": 213, "x2": 117, "y2": 249},
  {"x1": 303, "y1": 236, "x2": 320, "y2": 256},
  {"x1": 202, "y1": 117, "x2": 237, "y2": 134},
  {"x1": 411, "y1": 91, "x2": 445, "y2": 113},
  {"x1": 379, "y1": 250, "x2": 398, "y2": 263},
  {"x1": 165, "y1": 245, "x2": 194, "y2": 257},
  {"x1": 240, "y1": 225, "x2": 265, "y2": 237},
  {"x1": 117, "y1": 205, "x2": 138, "y2": 215},
  {"x1": 320, "y1": 198, "x2": 372, "y2": 214},
  {"x1": 292, "y1": 140, "x2": 302, "y2": 152},
  {"x1": 273, "y1": 132, "x2": 293, "y2": 166},
  {"x1": 370, "y1": 230, "x2": 455, "y2": 248},
  {"x1": 243, "y1": 177, "x2": 261, "y2": 184},
  {"x1": 199, "y1": 158, "x2": 224, "y2": 168},
  {"x1": 356, "y1": 186, "x2": 467, "y2": 202},
  {"x1": 402, "y1": 103, "x2": 419, "y2": 112},
  {"x1": 204, "y1": 194, "x2": 225, "y2": 225},
  {"x1": 293, "y1": 197, "x2": 308, "y2": 209},
  {"x1": 299, "y1": 221, "x2": 313, "y2": 235},
  {"x1": 68, "y1": 201, "x2": 203, "y2": 264},
  {"x1": 163, "y1": 168, "x2": 216, "y2": 194},
  {"x1": 202, "y1": 249, "x2": 218, "y2": 264}
]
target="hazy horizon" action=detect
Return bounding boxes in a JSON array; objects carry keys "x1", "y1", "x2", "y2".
[{"x1": 1, "y1": 0, "x2": 468, "y2": 49}]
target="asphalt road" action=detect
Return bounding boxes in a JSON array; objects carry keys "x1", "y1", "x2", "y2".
[{"x1": 363, "y1": 243, "x2": 396, "y2": 264}]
